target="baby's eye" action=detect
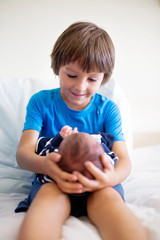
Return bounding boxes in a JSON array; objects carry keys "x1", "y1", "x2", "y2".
[{"x1": 67, "y1": 74, "x2": 77, "y2": 78}]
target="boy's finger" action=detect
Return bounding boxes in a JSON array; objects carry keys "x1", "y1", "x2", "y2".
[
  {"x1": 84, "y1": 161, "x2": 104, "y2": 179},
  {"x1": 73, "y1": 170, "x2": 99, "y2": 189},
  {"x1": 60, "y1": 170, "x2": 78, "y2": 182},
  {"x1": 49, "y1": 152, "x2": 61, "y2": 162},
  {"x1": 101, "y1": 154, "x2": 113, "y2": 170}
]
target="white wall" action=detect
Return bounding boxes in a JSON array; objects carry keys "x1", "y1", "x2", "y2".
[{"x1": 0, "y1": 0, "x2": 160, "y2": 133}]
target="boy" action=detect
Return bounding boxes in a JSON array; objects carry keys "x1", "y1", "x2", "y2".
[{"x1": 16, "y1": 22, "x2": 148, "y2": 240}]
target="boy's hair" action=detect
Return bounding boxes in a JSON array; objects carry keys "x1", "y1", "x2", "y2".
[{"x1": 51, "y1": 22, "x2": 115, "y2": 85}]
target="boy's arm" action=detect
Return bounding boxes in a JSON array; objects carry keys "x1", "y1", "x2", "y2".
[
  {"x1": 111, "y1": 141, "x2": 131, "y2": 183},
  {"x1": 73, "y1": 141, "x2": 131, "y2": 192},
  {"x1": 16, "y1": 129, "x2": 59, "y2": 174},
  {"x1": 16, "y1": 129, "x2": 83, "y2": 194}
]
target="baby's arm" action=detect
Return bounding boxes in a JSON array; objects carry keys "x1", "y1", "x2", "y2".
[{"x1": 60, "y1": 125, "x2": 78, "y2": 139}]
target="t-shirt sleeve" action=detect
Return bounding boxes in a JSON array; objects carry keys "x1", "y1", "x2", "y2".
[
  {"x1": 23, "y1": 92, "x2": 44, "y2": 132},
  {"x1": 104, "y1": 101, "x2": 124, "y2": 141}
]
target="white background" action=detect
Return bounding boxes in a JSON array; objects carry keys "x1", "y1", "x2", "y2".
[{"x1": 0, "y1": 0, "x2": 160, "y2": 134}]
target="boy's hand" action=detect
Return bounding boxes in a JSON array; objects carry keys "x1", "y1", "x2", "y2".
[
  {"x1": 44, "y1": 152, "x2": 83, "y2": 194},
  {"x1": 60, "y1": 125, "x2": 78, "y2": 139},
  {"x1": 73, "y1": 153, "x2": 118, "y2": 192}
]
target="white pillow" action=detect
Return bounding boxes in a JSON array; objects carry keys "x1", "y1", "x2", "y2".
[
  {"x1": 98, "y1": 79, "x2": 133, "y2": 152},
  {"x1": 0, "y1": 77, "x2": 57, "y2": 193},
  {"x1": 0, "y1": 77, "x2": 132, "y2": 194}
]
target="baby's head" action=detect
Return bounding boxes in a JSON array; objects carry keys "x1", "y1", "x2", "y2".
[
  {"x1": 58, "y1": 132, "x2": 104, "y2": 179},
  {"x1": 51, "y1": 21, "x2": 115, "y2": 85}
]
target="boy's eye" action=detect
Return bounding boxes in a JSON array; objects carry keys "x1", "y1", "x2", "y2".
[
  {"x1": 88, "y1": 78, "x2": 97, "y2": 82},
  {"x1": 67, "y1": 74, "x2": 77, "y2": 78}
]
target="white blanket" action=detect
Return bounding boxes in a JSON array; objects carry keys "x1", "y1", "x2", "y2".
[{"x1": 0, "y1": 144, "x2": 160, "y2": 240}]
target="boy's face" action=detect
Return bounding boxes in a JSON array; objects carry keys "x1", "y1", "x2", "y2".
[{"x1": 59, "y1": 62, "x2": 104, "y2": 111}]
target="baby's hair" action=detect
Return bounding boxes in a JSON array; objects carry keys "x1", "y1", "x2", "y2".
[
  {"x1": 51, "y1": 21, "x2": 115, "y2": 85},
  {"x1": 58, "y1": 132, "x2": 104, "y2": 179}
]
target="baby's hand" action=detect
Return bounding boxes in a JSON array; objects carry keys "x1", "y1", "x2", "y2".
[{"x1": 60, "y1": 125, "x2": 78, "y2": 138}]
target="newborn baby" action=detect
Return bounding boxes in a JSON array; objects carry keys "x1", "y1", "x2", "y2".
[
  {"x1": 36, "y1": 126, "x2": 117, "y2": 182},
  {"x1": 58, "y1": 132, "x2": 104, "y2": 179}
]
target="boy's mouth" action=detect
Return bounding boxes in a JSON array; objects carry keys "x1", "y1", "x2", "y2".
[{"x1": 71, "y1": 91, "x2": 85, "y2": 98}]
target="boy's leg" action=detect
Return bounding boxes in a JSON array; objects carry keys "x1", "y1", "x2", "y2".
[
  {"x1": 17, "y1": 183, "x2": 71, "y2": 240},
  {"x1": 87, "y1": 187, "x2": 149, "y2": 240}
]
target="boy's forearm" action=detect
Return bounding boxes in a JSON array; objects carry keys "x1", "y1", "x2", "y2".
[
  {"x1": 114, "y1": 158, "x2": 131, "y2": 184},
  {"x1": 16, "y1": 147, "x2": 46, "y2": 174},
  {"x1": 111, "y1": 140, "x2": 132, "y2": 184},
  {"x1": 16, "y1": 129, "x2": 47, "y2": 174}
]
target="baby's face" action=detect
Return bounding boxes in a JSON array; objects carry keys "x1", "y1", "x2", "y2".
[{"x1": 58, "y1": 133, "x2": 104, "y2": 179}]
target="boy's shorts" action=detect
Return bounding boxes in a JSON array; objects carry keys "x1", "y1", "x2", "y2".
[{"x1": 15, "y1": 180, "x2": 124, "y2": 218}]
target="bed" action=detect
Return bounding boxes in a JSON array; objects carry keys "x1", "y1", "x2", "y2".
[{"x1": 0, "y1": 77, "x2": 159, "y2": 240}]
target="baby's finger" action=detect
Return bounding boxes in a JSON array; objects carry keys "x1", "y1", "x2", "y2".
[
  {"x1": 73, "y1": 127, "x2": 78, "y2": 133},
  {"x1": 61, "y1": 125, "x2": 71, "y2": 131}
]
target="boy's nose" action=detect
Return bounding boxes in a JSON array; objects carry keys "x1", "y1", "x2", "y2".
[{"x1": 76, "y1": 78, "x2": 87, "y2": 91}]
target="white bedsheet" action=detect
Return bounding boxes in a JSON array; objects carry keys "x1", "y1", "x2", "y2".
[{"x1": 0, "y1": 145, "x2": 160, "y2": 240}]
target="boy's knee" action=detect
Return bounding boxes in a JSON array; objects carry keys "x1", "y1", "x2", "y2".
[
  {"x1": 36, "y1": 183, "x2": 70, "y2": 206},
  {"x1": 39, "y1": 182, "x2": 61, "y2": 195},
  {"x1": 90, "y1": 187, "x2": 121, "y2": 202},
  {"x1": 32, "y1": 183, "x2": 71, "y2": 218},
  {"x1": 87, "y1": 187, "x2": 122, "y2": 216}
]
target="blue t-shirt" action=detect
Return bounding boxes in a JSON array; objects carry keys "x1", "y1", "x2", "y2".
[{"x1": 23, "y1": 88, "x2": 124, "y2": 141}]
